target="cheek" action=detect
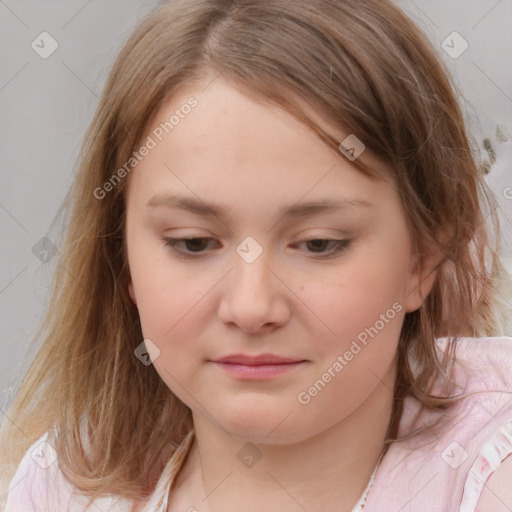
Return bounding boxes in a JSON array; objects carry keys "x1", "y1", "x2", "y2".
[
  {"x1": 128, "y1": 241, "x2": 210, "y2": 345},
  {"x1": 136, "y1": 279, "x2": 208, "y2": 344},
  {"x1": 293, "y1": 260, "x2": 404, "y2": 425},
  {"x1": 132, "y1": 259, "x2": 211, "y2": 396},
  {"x1": 301, "y1": 247, "x2": 408, "y2": 348}
]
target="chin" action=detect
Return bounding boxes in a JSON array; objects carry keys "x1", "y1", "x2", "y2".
[{"x1": 219, "y1": 408, "x2": 307, "y2": 445}]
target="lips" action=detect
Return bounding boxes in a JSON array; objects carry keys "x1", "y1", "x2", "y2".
[
  {"x1": 213, "y1": 353, "x2": 304, "y2": 366},
  {"x1": 211, "y1": 354, "x2": 307, "y2": 380}
]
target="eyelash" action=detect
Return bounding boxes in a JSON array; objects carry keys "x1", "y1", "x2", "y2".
[{"x1": 161, "y1": 237, "x2": 352, "y2": 259}]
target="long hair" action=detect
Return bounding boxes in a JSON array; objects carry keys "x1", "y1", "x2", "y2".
[{"x1": 1, "y1": 0, "x2": 511, "y2": 507}]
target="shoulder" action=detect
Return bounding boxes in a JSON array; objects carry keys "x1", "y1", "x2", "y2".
[
  {"x1": 363, "y1": 336, "x2": 512, "y2": 511},
  {"x1": 437, "y1": 335, "x2": 512, "y2": 366},
  {"x1": 4, "y1": 431, "x2": 55, "y2": 511},
  {"x1": 401, "y1": 336, "x2": 512, "y2": 432},
  {"x1": 4, "y1": 431, "x2": 133, "y2": 512},
  {"x1": 437, "y1": 334, "x2": 512, "y2": 365},
  {"x1": 436, "y1": 335, "x2": 512, "y2": 396},
  {"x1": 428, "y1": 336, "x2": 512, "y2": 511},
  {"x1": 435, "y1": 336, "x2": 512, "y2": 462}
]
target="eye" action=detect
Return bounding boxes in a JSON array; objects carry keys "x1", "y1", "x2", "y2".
[
  {"x1": 161, "y1": 237, "x2": 352, "y2": 259},
  {"x1": 161, "y1": 237, "x2": 217, "y2": 256},
  {"x1": 295, "y1": 238, "x2": 352, "y2": 258}
]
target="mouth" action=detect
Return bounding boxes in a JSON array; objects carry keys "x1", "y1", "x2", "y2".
[
  {"x1": 213, "y1": 353, "x2": 305, "y2": 365},
  {"x1": 210, "y1": 354, "x2": 307, "y2": 380}
]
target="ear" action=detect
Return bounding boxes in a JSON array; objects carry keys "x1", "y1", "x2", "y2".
[
  {"x1": 404, "y1": 245, "x2": 445, "y2": 313},
  {"x1": 128, "y1": 280, "x2": 137, "y2": 308}
]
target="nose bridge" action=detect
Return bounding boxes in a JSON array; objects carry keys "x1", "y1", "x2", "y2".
[
  {"x1": 218, "y1": 237, "x2": 288, "y2": 332},
  {"x1": 232, "y1": 238, "x2": 273, "y2": 296}
]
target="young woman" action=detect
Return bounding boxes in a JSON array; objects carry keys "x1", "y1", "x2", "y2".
[{"x1": 2, "y1": 1, "x2": 512, "y2": 511}]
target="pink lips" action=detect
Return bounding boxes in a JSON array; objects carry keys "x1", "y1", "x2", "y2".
[{"x1": 211, "y1": 353, "x2": 307, "y2": 379}]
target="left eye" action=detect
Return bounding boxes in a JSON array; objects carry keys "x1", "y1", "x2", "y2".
[
  {"x1": 162, "y1": 237, "x2": 216, "y2": 254},
  {"x1": 161, "y1": 237, "x2": 352, "y2": 258}
]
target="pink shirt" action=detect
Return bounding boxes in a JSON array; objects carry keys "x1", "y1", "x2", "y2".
[{"x1": 5, "y1": 336, "x2": 512, "y2": 511}]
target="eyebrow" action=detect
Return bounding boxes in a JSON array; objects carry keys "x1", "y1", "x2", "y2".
[{"x1": 146, "y1": 193, "x2": 374, "y2": 220}]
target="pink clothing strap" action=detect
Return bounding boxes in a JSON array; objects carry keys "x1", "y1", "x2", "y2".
[{"x1": 459, "y1": 420, "x2": 512, "y2": 512}]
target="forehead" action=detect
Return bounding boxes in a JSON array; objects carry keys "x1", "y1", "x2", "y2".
[
  {"x1": 126, "y1": 79, "x2": 394, "y2": 213},
  {"x1": 151, "y1": 81, "x2": 336, "y2": 167}
]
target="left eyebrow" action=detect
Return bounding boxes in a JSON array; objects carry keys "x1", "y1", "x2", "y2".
[{"x1": 145, "y1": 193, "x2": 375, "y2": 221}]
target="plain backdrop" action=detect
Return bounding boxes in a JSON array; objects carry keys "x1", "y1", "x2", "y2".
[{"x1": 1, "y1": 1, "x2": 511, "y2": 416}]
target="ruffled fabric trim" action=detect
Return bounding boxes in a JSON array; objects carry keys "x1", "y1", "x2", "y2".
[
  {"x1": 353, "y1": 452, "x2": 382, "y2": 511},
  {"x1": 459, "y1": 420, "x2": 512, "y2": 512}
]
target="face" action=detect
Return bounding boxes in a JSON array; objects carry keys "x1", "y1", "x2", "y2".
[{"x1": 125, "y1": 78, "x2": 438, "y2": 444}]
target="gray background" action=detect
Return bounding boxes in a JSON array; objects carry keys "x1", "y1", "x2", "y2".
[{"x1": 1, "y1": 1, "x2": 511, "y2": 414}]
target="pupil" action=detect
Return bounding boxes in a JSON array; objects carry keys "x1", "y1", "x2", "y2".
[
  {"x1": 308, "y1": 239, "x2": 327, "y2": 252},
  {"x1": 188, "y1": 238, "x2": 207, "y2": 251}
]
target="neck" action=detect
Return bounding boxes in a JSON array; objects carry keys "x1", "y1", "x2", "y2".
[{"x1": 177, "y1": 359, "x2": 396, "y2": 512}]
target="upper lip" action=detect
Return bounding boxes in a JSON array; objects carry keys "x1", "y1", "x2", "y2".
[{"x1": 213, "y1": 353, "x2": 305, "y2": 365}]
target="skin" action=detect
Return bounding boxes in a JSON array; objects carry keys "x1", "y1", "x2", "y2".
[{"x1": 125, "y1": 77, "x2": 440, "y2": 511}]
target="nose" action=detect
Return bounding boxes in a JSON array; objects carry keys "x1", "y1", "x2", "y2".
[{"x1": 217, "y1": 250, "x2": 290, "y2": 334}]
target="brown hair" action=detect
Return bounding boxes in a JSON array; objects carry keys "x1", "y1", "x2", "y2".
[{"x1": 1, "y1": 0, "x2": 511, "y2": 507}]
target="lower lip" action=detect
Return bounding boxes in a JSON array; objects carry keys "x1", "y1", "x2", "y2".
[{"x1": 212, "y1": 361, "x2": 306, "y2": 379}]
